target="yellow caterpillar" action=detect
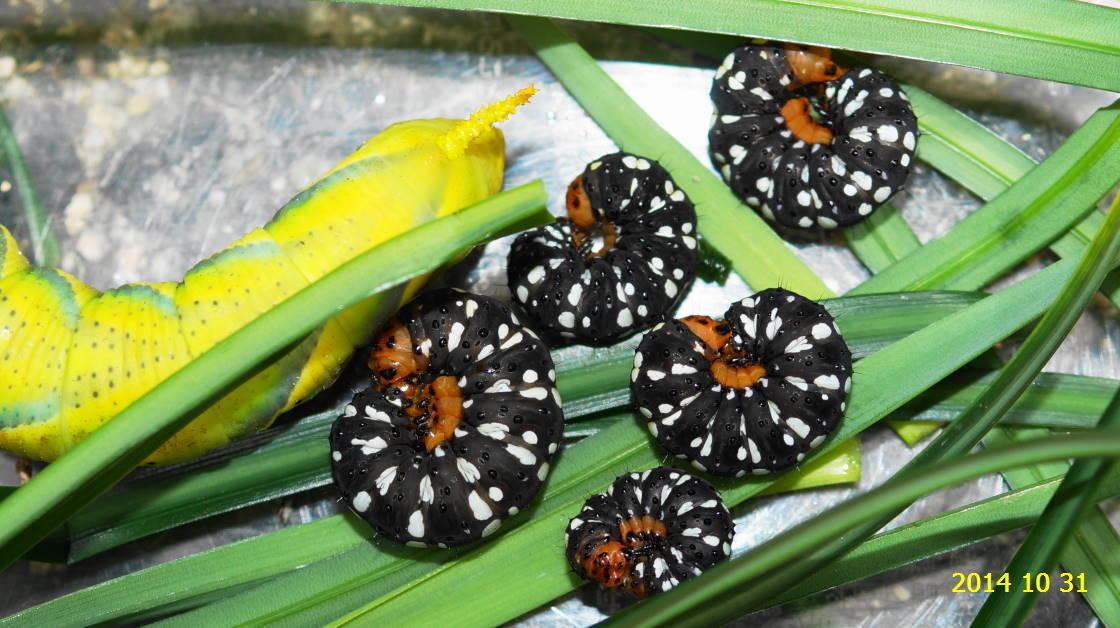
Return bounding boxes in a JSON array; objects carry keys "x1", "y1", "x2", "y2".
[{"x1": 0, "y1": 86, "x2": 535, "y2": 465}]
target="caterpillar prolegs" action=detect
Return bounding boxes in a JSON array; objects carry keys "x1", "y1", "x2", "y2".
[{"x1": 0, "y1": 87, "x2": 535, "y2": 465}]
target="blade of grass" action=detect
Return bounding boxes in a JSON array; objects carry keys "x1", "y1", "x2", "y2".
[
  {"x1": 977, "y1": 396, "x2": 1120, "y2": 625},
  {"x1": 0, "y1": 182, "x2": 552, "y2": 572},
  {"x1": 614, "y1": 188, "x2": 1120, "y2": 624},
  {"x1": 0, "y1": 514, "x2": 369, "y2": 627},
  {"x1": 507, "y1": 15, "x2": 834, "y2": 299},
  {"x1": 770, "y1": 467, "x2": 1120, "y2": 610},
  {"x1": 0, "y1": 107, "x2": 60, "y2": 267},
  {"x1": 844, "y1": 202, "x2": 921, "y2": 274},
  {"x1": 894, "y1": 370, "x2": 1120, "y2": 430},
  {"x1": 851, "y1": 101, "x2": 1120, "y2": 294},
  {"x1": 604, "y1": 433, "x2": 1120, "y2": 627},
  {"x1": 225, "y1": 231, "x2": 1102, "y2": 627},
  {"x1": 983, "y1": 426, "x2": 1120, "y2": 623},
  {"x1": 332, "y1": 0, "x2": 1120, "y2": 92}
]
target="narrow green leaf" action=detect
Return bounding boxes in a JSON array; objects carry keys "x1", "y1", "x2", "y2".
[
  {"x1": 0, "y1": 515, "x2": 367, "y2": 627},
  {"x1": 851, "y1": 101, "x2": 1120, "y2": 294},
  {"x1": 977, "y1": 385, "x2": 1120, "y2": 626},
  {"x1": 332, "y1": 0, "x2": 1120, "y2": 92},
  {"x1": 768, "y1": 466, "x2": 1120, "y2": 610},
  {"x1": 843, "y1": 202, "x2": 921, "y2": 274},
  {"x1": 0, "y1": 107, "x2": 60, "y2": 267},
  {"x1": 508, "y1": 15, "x2": 834, "y2": 299},
  {"x1": 0, "y1": 182, "x2": 551, "y2": 571}
]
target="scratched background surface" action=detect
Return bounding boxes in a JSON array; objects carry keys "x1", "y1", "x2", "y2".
[{"x1": 0, "y1": 1, "x2": 1116, "y2": 626}]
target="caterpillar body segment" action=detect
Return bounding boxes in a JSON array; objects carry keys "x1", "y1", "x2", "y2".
[{"x1": 0, "y1": 87, "x2": 534, "y2": 464}]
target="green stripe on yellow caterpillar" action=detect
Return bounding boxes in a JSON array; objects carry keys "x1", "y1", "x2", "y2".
[{"x1": 0, "y1": 85, "x2": 537, "y2": 465}]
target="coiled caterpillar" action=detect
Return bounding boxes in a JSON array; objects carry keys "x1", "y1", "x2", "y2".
[{"x1": 0, "y1": 87, "x2": 535, "y2": 465}]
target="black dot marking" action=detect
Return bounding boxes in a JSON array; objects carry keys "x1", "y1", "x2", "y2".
[
  {"x1": 631, "y1": 288, "x2": 852, "y2": 476},
  {"x1": 708, "y1": 43, "x2": 918, "y2": 230},
  {"x1": 565, "y1": 467, "x2": 733, "y2": 597},
  {"x1": 330, "y1": 288, "x2": 563, "y2": 548},
  {"x1": 508, "y1": 153, "x2": 698, "y2": 346}
]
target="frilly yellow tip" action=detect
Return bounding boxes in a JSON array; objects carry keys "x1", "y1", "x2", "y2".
[{"x1": 438, "y1": 85, "x2": 538, "y2": 159}]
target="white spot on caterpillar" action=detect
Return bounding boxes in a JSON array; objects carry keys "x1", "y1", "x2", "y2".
[
  {"x1": 737, "y1": 447, "x2": 747, "y2": 460},
  {"x1": 477, "y1": 422, "x2": 510, "y2": 439},
  {"x1": 457, "y1": 458, "x2": 481, "y2": 483},
  {"x1": 634, "y1": 352, "x2": 644, "y2": 367},
  {"x1": 408, "y1": 510, "x2": 425, "y2": 537},
  {"x1": 618, "y1": 309, "x2": 634, "y2": 327},
  {"x1": 558, "y1": 311, "x2": 575, "y2": 328},
  {"x1": 351, "y1": 437, "x2": 387, "y2": 455},
  {"x1": 756, "y1": 177, "x2": 772, "y2": 193},
  {"x1": 468, "y1": 491, "x2": 493, "y2": 520},
  {"x1": 537, "y1": 461, "x2": 550, "y2": 481},
  {"x1": 344, "y1": 405, "x2": 358, "y2": 417},
  {"x1": 740, "y1": 313, "x2": 757, "y2": 338},
  {"x1": 727, "y1": 72, "x2": 745, "y2": 90},
  {"x1": 901, "y1": 153, "x2": 911, "y2": 167},
  {"x1": 765, "y1": 312, "x2": 782, "y2": 340},
  {"x1": 703, "y1": 535, "x2": 720, "y2": 547},
  {"x1": 787, "y1": 417, "x2": 811, "y2": 439},
  {"x1": 519, "y1": 387, "x2": 548, "y2": 400},
  {"x1": 376, "y1": 466, "x2": 396, "y2": 496},
  {"x1": 786, "y1": 376, "x2": 809, "y2": 391},
  {"x1": 486, "y1": 379, "x2": 512, "y2": 393},
  {"x1": 647, "y1": 422, "x2": 659, "y2": 437},
  {"x1": 622, "y1": 155, "x2": 639, "y2": 168},
  {"x1": 448, "y1": 322, "x2": 465, "y2": 350},
  {"x1": 678, "y1": 502, "x2": 694, "y2": 515},
  {"x1": 647, "y1": 370, "x2": 666, "y2": 381},
  {"x1": 876, "y1": 124, "x2": 899, "y2": 143},
  {"x1": 819, "y1": 216, "x2": 838, "y2": 229},
  {"x1": 852, "y1": 171, "x2": 873, "y2": 191},
  {"x1": 665, "y1": 281, "x2": 678, "y2": 297},
  {"x1": 419, "y1": 475, "x2": 434, "y2": 503},
  {"x1": 481, "y1": 520, "x2": 501, "y2": 537},
  {"x1": 352, "y1": 491, "x2": 371, "y2": 513},
  {"x1": 662, "y1": 410, "x2": 682, "y2": 426},
  {"x1": 366, "y1": 407, "x2": 392, "y2": 423},
  {"x1": 500, "y1": 332, "x2": 523, "y2": 350},
  {"x1": 815, "y1": 374, "x2": 841, "y2": 389},
  {"x1": 797, "y1": 190, "x2": 811, "y2": 207},
  {"x1": 465, "y1": 300, "x2": 478, "y2": 318},
  {"x1": 671, "y1": 363, "x2": 697, "y2": 375},
  {"x1": 843, "y1": 184, "x2": 857, "y2": 196},
  {"x1": 516, "y1": 286, "x2": 528, "y2": 302},
  {"x1": 785, "y1": 336, "x2": 811, "y2": 353},
  {"x1": 858, "y1": 203, "x2": 873, "y2": 215},
  {"x1": 636, "y1": 158, "x2": 651, "y2": 170},
  {"x1": 506, "y1": 444, "x2": 537, "y2": 466},
  {"x1": 332, "y1": 451, "x2": 342, "y2": 461},
  {"x1": 903, "y1": 131, "x2": 916, "y2": 150},
  {"x1": 522, "y1": 370, "x2": 538, "y2": 383},
  {"x1": 850, "y1": 126, "x2": 872, "y2": 143},
  {"x1": 810, "y1": 435, "x2": 826, "y2": 448},
  {"x1": 831, "y1": 156, "x2": 847, "y2": 176},
  {"x1": 799, "y1": 216, "x2": 813, "y2": 228},
  {"x1": 874, "y1": 186, "x2": 892, "y2": 203},
  {"x1": 750, "y1": 86, "x2": 773, "y2": 101},
  {"x1": 489, "y1": 486, "x2": 504, "y2": 502},
  {"x1": 700, "y1": 434, "x2": 713, "y2": 456},
  {"x1": 527, "y1": 265, "x2": 545, "y2": 284},
  {"x1": 522, "y1": 430, "x2": 538, "y2": 445},
  {"x1": 748, "y1": 438, "x2": 761, "y2": 463}
]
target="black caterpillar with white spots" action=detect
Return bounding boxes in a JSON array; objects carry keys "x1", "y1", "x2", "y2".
[
  {"x1": 631, "y1": 288, "x2": 851, "y2": 477},
  {"x1": 708, "y1": 42, "x2": 918, "y2": 230},
  {"x1": 507, "y1": 153, "x2": 698, "y2": 346},
  {"x1": 566, "y1": 467, "x2": 734, "y2": 598},
  {"x1": 330, "y1": 289, "x2": 563, "y2": 547}
]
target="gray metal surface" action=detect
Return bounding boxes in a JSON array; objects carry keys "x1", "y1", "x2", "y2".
[{"x1": 0, "y1": 1, "x2": 1116, "y2": 625}]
